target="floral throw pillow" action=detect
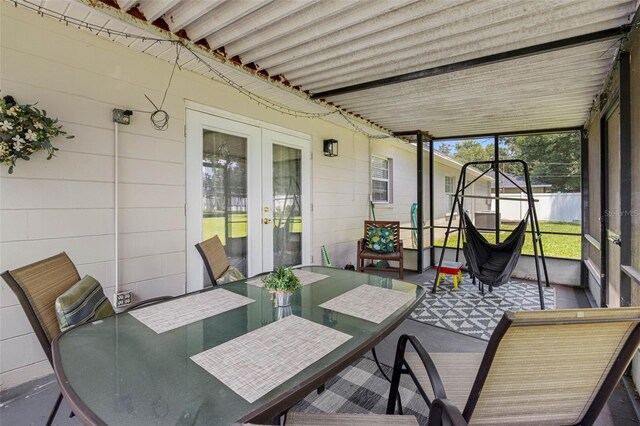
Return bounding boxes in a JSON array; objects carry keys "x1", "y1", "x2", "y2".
[{"x1": 367, "y1": 227, "x2": 395, "y2": 253}]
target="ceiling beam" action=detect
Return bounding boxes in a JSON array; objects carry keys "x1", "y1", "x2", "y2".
[
  {"x1": 394, "y1": 130, "x2": 431, "y2": 136},
  {"x1": 430, "y1": 126, "x2": 583, "y2": 140},
  {"x1": 310, "y1": 25, "x2": 631, "y2": 99}
]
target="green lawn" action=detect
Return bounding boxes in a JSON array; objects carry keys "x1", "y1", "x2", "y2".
[
  {"x1": 203, "y1": 214, "x2": 248, "y2": 245},
  {"x1": 435, "y1": 221, "x2": 581, "y2": 259},
  {"x1": 202, "y1": 213, "x2": 301, "y2": 245}
]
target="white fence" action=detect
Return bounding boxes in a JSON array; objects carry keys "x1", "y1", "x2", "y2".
[{"x1": 492, "y1": 192, "x2": 581, "y2": 222}]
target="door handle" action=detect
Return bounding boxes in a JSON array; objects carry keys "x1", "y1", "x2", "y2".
[
  {"x1": 609, "y1": 237, "x2": 621, "y2": 246},
  {"x1": 263, "y1": 218, "x2": 272, "y2": 225}
]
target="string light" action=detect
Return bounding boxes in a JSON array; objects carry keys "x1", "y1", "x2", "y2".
[{"x1": 13, "y1": 0, "x2": 397, "y2": 140}]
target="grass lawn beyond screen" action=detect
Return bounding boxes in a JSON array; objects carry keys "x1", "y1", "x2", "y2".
[
  {"x1": 202, "y1": 213, "x2": 301, "y2": 245},
  {"x1": 435, "y1": 221, "x2": 581, "y2": 259}
]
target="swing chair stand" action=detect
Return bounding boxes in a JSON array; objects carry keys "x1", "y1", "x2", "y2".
[{"x1": 431, "y1": 159, "x2": 550, "y2": 310}]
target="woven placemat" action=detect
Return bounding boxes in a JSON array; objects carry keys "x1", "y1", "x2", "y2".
[
  {"x1": 129, "y1": 289, "x2": 254, "y2": 334},
  {"x1": 191, "y1": 315, "x2": 352, "y2": 403},
  {"x1": 319, "y1": 285, "x2": 414, "y2": 324},
  {"x1": 246, "y1": 269, "x2": 329, "y2": 287}
]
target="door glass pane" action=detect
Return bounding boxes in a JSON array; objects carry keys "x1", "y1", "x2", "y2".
[
  {"x1": 202, "y1": 130, "x2": 248, "y2": 281},
  {"x1": 273, "y1": 144, "x2": 302, "y2": 268}
]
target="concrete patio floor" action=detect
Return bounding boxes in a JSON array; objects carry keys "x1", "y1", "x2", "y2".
[{"x1": 1, "y1": 269, "x2": 638, "y2": 425}]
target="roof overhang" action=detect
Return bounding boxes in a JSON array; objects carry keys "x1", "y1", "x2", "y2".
[{"x1": 16, "y1": 0, "x2": 639, "y2": 138}]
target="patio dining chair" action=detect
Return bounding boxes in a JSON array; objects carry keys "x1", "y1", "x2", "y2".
[
  {"x1": 2, "y1": 252, "x2": 171, "y2": 426},
  {"x1": 195, "y1": 235, "x2": 246, "y2": 286},
  {"x1": 357, "y1": 220, "x2": 404, "y2": 279},
  {"x1": 386, "y1": 307, "x2": 640, "y2": 426},
  {"x1": 1, "y1": 253, "x2": 82, "y2": 426}
]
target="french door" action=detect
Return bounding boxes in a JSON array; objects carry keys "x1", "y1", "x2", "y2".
[
  {"x1": 605, "y1": 105, "x2": 622, "y2": 307},
  {"x1": 186, "y1": 109, "x2": 311, "y2": 292}
]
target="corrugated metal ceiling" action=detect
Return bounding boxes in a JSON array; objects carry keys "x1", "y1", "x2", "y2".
[{"x1": 28, "y1": 0, "x2": 639, "y2": 137}]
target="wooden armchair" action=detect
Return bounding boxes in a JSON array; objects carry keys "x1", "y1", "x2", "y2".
[
  {"x1": 357, "y1": 220, "x2": 403, "y2": 279},
  {"x1": 386, "y1": 307, "x2": 640, "y2": 426}
]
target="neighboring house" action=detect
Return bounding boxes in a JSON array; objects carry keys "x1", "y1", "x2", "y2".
[
  {"x1": 369, "y1": 140, "x2": 494, "y2": 249},
  {"x1": 491, "y1": 172, "x2": 552, "y2": 193}
]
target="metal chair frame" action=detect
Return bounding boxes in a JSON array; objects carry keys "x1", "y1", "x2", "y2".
[{"x1": 387, "y1": 310, "x2": 640, "y2": 425}]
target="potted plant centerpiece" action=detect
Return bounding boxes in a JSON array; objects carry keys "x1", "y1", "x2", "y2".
[{"x1": 262, "y1": 267, "x2": 301, "y2": 307}]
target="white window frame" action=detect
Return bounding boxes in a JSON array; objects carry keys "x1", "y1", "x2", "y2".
[
  {"x1": 445, "y1": 175, "x2": 456, "y2": 212},
  {"x1": 371, "y1": 155, "x2": 392, "y2": 203}
]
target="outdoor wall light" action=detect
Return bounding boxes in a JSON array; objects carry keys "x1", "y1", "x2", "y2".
[{"x1": 323, "y1": 139, "x2": 338, "y2": 157}]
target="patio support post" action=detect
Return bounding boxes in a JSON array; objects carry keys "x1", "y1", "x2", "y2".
[
  {"x1": 429, "y1": 137, "x2": 435, "y2": 267},
  {"x1": 619, "y1": 51, "x2": 632, "y2": 307},
  {"x1": 599, "y1": 101, "x2": 609, "y2": 308},
  {"x1": 417, "y1": 133, "x2": 424, "y2": 272},
  {"x1": 580, "y1": 127, "x2": 590, "y2": 290},
  {"x1": 494, "y1": 136, "x2": 500, "y2": 243}
]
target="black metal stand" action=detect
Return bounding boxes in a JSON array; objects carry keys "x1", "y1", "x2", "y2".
[
  {"x1": 430, "y1": 160, "x2": 549, "y2": 309},
  {"x1": 371, "y1": 347, "x2": 391, "y2": 382}
]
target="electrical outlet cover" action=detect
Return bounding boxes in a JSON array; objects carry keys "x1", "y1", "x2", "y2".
[
  {"x1": 114, "y1": 291, "x2": 132, "y2": 308},
  {"x1": 112, "y1": 109, "x2": 131, "y2": 125}
]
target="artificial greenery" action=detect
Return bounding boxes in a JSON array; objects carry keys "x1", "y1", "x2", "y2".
[
  {"x1": 0, "y1": 95, "x2": 73, "y2": 174},
  {"x1": 262, "y1": 267, "x2": 301, "y2": 293}
]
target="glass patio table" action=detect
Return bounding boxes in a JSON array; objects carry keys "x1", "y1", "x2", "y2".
[{"x1": 52, "y1": 266, "x2": 425, "y2": 425}]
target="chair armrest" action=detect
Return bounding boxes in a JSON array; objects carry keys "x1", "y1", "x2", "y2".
[
  {"x1": 400, "y1": 334, "x2": 447, "y2": 400},
  {"x1": 387, "y1": 334, "x2": 448, "y2": 415},
  {"x1": 398, "y1": 240, "x2": 403, "y2": 252},
  {"x1": 427, "y1": 398, "x2": 467, "y2": 426},
  {"x1": 357, "y1": 238, "x2": 365, "y2": 252},
  {"x1": 124, "y1": 296, "x2": 172, "y2": 312}
]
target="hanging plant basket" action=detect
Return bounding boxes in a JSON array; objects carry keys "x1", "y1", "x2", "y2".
[{"x1": 0, "y1": 95, "x2": 74, "y2": 174}]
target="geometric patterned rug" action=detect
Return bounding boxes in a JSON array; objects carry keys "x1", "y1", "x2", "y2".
[
  {"x1": 411, "y1": 275, "x2": 556, "y2": 340},
  {"x1": 293, "y1": 356, "x2": 429, "y2": 424}
]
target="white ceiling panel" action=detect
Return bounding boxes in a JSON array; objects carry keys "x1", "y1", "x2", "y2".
[{"x1": 26, "y1": 0, "x2": 640, "y2": 137}]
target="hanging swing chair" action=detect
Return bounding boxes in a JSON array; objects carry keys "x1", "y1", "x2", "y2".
[
  {"x1": 461, "y1": 210, "x2": 527, "y2": 291},
  {"x1": 432, "y1": 159, "x2": 549, "y2": 309}
]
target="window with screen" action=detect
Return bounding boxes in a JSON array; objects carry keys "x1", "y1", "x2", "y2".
[
  {"x1": 371, "y1": 156, "x2": 391, "y2": 203},
  {"x1": 445, "y1": 176, "x2": 456, "y2": 211}
]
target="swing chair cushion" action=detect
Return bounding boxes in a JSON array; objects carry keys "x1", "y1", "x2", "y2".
[{"x1": 367, "y1": 227, "x2": 395, "y2": 253}]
